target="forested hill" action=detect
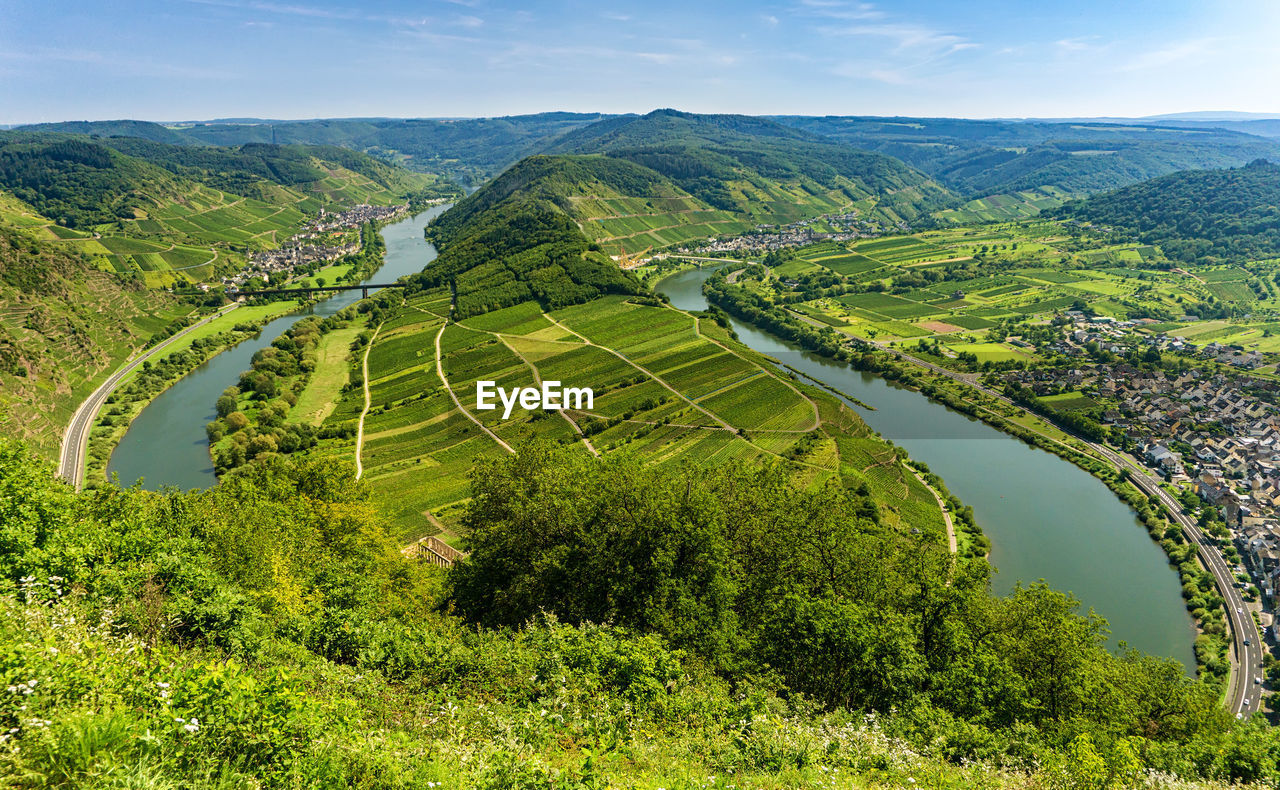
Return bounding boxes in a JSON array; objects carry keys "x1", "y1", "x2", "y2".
[
  {"x1": 539, "y1": 109, "x2": 953, "y2": 223},
  {"x1": 412, "y1": 125, "x2": 951, "y2": 319},
  {"x1": 1053, "y1": 159, "x2": 1280, "y2": 263},
  {"x1": 19, "y1": 114, "x2": 612, "y2": 186},
  {"x1": 408, "y1": 155, "x2": 647, "y2": 316},
  {"x1": 0, "y1": 132, "x2": 446, "y2": 229},
  {"x1": 0, "y1": 207, "x2": 183, "y2": 456},
  {"x1": 773, "y1": 116, "x2": 1280, "y2": 198}
]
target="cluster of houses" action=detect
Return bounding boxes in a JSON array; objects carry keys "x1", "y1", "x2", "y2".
[
  {"x1": 221, "y1": 203, "x2": 409, "y2": 290},
  {"x1": 1038, "y1": 312, "x2": 1268, "y2": 371},
  {"x1": 298, "y1": 203, "x2": 409, "y2": 237},
  {"x1": 1007, "y1": 357, "x2": 1280, "y2": 603},
  {"x1": 690, "y1": 209, "x2": 901, "y2": 256}
]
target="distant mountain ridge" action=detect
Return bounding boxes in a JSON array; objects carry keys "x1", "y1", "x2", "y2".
[
  {"x1": 539, "y1": 109, "x2": 952, "y2": 224},
  {"x1": 18, "y1": 114, "x2": 614, "y2": 186},
  {"x1": 409, "y1": 111, "x2": 954, "y2": 316},
  {"x1": 31, "y1": 110, "x2": 1280, "y2": 198},
  {"x1": 770, "y1": 116, "x2": 1280, "y2": 196}
]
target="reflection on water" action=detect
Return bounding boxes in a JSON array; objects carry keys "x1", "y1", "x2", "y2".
[
  {"x1": 657, "y1": 266, "x2": 1196, "y2": 667},
  {"x1": 106, "y1": 205, "x2": 449, "y2": 491}
]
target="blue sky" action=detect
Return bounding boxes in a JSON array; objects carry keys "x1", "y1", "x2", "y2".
[{"x1": 2, "y1": 0, "x2": 1278, "y2": 123}]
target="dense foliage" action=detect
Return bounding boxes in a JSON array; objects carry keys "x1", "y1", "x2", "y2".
[
  {"x1": 544, "y1": 109, "x2": 952, "y2": 219},
  {"x1": 0, "y1": 131, "x2": 449, "y2": 229},
  {"x1": 0, "y1": 135, "x2": 175, "y2": 227},
  {"x1": 3, "y1": 439, "x2": 1280, "y2": 786},
  {"x1": 776, "y1": 116, "x2": 1280, "y2": 197},
  {"x1": 20, "y1": 114, "x2": 611, "y2": 187},
  {"x1": 407, "y1": 156, "x2": 646, "y2": 317},
  {"x1": 1053, "y1": 159, "x2": 1280, "y2": 263}
]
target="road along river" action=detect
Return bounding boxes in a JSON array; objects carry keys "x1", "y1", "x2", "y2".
[
  {"x1": 656, "y1": 266, "x2": 1197, "y2": 668},
  {"x1": 106, "y1": 204, "x2": 449, "y2": 491}
]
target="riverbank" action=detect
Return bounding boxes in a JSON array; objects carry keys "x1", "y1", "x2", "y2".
[
  {"x1": 104, "y1": 204, "x2": 451, "y2": 491},
  {"x1": 701, "y1": 272, "x2": 1226, "y2": 677},
  {"x1": 656, "y1": 265, "x2": 1198, "y2": 669},
  {"x1": 83, "y1": 300, "x2": 309, "y2": 486}
]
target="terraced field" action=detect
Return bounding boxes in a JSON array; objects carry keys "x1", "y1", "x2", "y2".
[
  {"x1": 6, "y1": 162, "x2": 422, "y2": 288},
  {"x1": 316, "y1": 290, "x2": 943, "y2": 545},
  {"x1": 751, "y1": 218, "x2": 1280, "y2": 361}
]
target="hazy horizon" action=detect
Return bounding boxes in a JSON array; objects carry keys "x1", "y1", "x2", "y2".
[
  {"x1": 10, "y1": 108, "x2": 1280, "y2": 129},
  {"x1": 5, "y1": 0, "x2": 1280, "y2": 125}
]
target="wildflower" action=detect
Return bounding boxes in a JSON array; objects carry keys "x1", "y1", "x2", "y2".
[
  {"x1": 156, "y1": 682, "x2": 170, "y2": 689},
  {"x1": 183, "y1": 718, "x2": 200, "y2": 734}
]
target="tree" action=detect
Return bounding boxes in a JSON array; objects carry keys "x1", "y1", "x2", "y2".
[{"x1": 216, "y1": 394, "x2": 238, "y2": 418}]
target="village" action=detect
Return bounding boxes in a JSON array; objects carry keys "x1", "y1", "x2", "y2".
[
  {"x1": 688, "y1": 207, "x2": 903, "y2": 256},
  {"x1": 1000, "y1": 312, "x2": 1280, "y2": 612},
  {"x1": 222, "y1": 202, "x2": 410, "y2": 289}
]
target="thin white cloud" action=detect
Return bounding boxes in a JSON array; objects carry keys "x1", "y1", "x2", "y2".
[
  {"x1": 1054, "y1": 37, "x2": 1094, "y2": 53},
  {"x1": 0, "y1": 47, "x2": 238, "y2": 80},
  {"x1": 796, "y1": 0, "x2": 884, "y2": 21},
  {"x1": 824, "y1": 22, "x2": 976, "y2": 57},
  {"x1": 1121, "y1": 39, "x2": 1214, "y2": 71}
]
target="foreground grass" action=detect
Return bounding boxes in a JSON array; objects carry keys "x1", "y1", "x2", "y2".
[{"x1": 3, "y1": 591, "x2": 1253, "y2": 790}]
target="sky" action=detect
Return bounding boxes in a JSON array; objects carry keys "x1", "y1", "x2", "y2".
[{"x1": 3, "y1": 0, "x2": 1280, "y2": 123}]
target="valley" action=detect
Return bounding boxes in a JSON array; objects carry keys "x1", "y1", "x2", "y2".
[{"x1": 8, "y1": 105, "x2": 1280, "y2": 787}]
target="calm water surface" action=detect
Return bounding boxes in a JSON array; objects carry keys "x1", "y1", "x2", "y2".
[
  {"x1": 107, "y1": 205, "x2": 449, "y2": 490},
  {"x1": 656, "y1": 266, "x2": 1196, "y2": 667},
  {"x1": 108, "y1": 231, "x2": 1194, "y2": 666}
]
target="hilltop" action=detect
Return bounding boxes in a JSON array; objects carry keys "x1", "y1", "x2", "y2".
[
  {"x1": 0, "y1": 132, "x2": 450, "y2": 287},
  {"x1": 540, "y1": 109, "x2": 952, "y2": 227},
  {"x1": 1054, "y1": 159, "x2": 1280, "y2": 263},
  {"x1": 774, "y1": 116, "x2": 1280, "y2": 220},
  {"x1": 19, "y1": 113, "x2": 612, "y2": 186}
]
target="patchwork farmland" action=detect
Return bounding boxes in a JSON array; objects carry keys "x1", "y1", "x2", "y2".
[{"x1": 314, "y1": 289, "x2": 945, "y2": 546}]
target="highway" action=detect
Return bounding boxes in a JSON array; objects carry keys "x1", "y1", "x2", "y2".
[
  {"x1": 850, "y1": 333, "x2": 1264, "y2": 716},
  {"x1": 57, "y1": 304, "x2": 238, "y2": 490},
  {"x1": 1096, "y1": 444, "x2": 1264, "y2": 717}
]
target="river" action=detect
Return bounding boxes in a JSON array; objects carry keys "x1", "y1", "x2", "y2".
[
  {"x1": 108, "y1": 213, "x2": 1195, "y2": 667},
  {"x1": 106, "y1": 204, "x2": 450, "y2": 490},
  {"x1": 655, "y1": 266, "x2": 1197, "y2": 667}
]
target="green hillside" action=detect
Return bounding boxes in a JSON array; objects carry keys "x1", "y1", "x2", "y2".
[
  {"x1": 0, "y1": 205, "x2": 188, "y2": 457},
  {"x1": 0, "y1": 132, "x2": 453, "y2": 287},
  {"x1": 1053, "y1": 159, "x2": 1280, "y2": 263},
  {"x1": 410, "y1": 156, "x2": 648, "y2": 317},
  {"x1": 2, "y1": 393, "x2": 1276, "y2": 787},
  {"x1": 775, "y1": 116, "x2": 1280, "y2": 206},
  {"x1": 542, "y1": 109, "x2": 953, "y2": 232},
  {"x1": 20, "y1": 114, "x2": 612, "y2": 186}
]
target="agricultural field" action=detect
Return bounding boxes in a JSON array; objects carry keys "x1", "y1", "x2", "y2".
[
  {"x1": 313, "y1": 289, "x2": 944, "y2": 546},
  {"x1": 2, "y1": 160, "x2": 422, "y2": 288},
  {"x1": 565, "y1": 173, "x2": 873, "y2": 256},
  {"x1": 746, "y1": 216, "x2": 1280, "y2": 360},
  {"x1": 933, "y1": 185, "x2": 1076, "y2": 224}
]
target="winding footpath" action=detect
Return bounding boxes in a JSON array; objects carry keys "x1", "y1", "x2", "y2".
[
  {"x1": 58, "y1": 304, "x2": 239, "y2": 490},
  {"x1": 353, "y1": 319, "x2": 384, "y2": 479},
  {"x1": 433, "y1": 318, "x2": 515, "y2": 454}
]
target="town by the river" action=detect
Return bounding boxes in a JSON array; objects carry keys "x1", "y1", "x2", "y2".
[{"x1": 108, "y1": 209, "x2": 1195, "y2": 669}]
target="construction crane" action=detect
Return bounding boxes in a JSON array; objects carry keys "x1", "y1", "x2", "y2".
[{"x1": 616, "y1": 246, "x2": 651, "y2": 269}]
